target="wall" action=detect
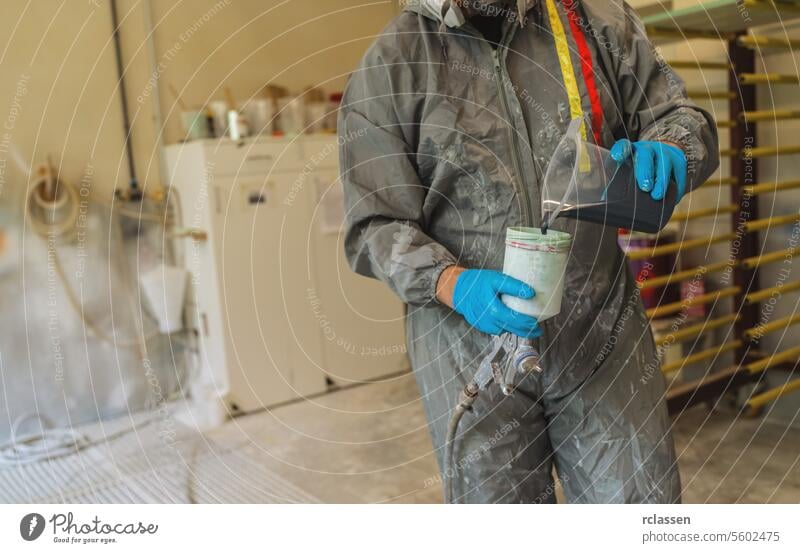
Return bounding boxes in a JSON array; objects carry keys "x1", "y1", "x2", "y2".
[
  {"x1": 0, "y1": 0, "x2": 399, "y2": 200},
  {"x1": 0, "y1": 1, "x2": 130, "y2": 203}
]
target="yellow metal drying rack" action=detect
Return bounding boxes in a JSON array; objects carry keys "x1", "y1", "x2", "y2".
[{"x1": 640, "y1": 0, "x2": 800, "y2": 414}]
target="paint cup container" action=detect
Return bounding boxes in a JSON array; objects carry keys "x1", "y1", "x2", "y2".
[
  {"x1": 501, "y1": 227, "x2": 572, "y2": 321},
  {"x1": 180, "y1": 110, "x2": 210, "y2": 141}
]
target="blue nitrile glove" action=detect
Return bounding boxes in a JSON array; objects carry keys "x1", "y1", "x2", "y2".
[
  {"x1": 610, "y1": 139, "x2": 688, "y2": 203},
  {"x1": 452, "y1": 269, "x2": 542, "y2": 338}
]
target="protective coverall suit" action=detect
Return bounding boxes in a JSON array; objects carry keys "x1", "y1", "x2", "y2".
[{"x1": 338, "y1": 0, "x2": 719, "y2": 503}]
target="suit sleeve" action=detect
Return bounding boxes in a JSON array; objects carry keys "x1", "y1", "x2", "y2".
[{"x1": 338, "y1": 47, "x2": 457, "y2": 306}]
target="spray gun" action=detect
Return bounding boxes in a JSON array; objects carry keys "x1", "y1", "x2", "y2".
[
  {"x1": 441, "y1": 224, "x2": 570, "y2": 502},
  {"x1": 471, "y1": 333, "x2": 542, "y2": 395},
  {"x1": 443, "y1": 332, "x2": 542, "y2": 503}
]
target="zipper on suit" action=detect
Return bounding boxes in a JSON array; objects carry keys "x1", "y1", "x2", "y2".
[
  {"x1": 489, "y1": 25, "x2": 549, "y2": 355},
  {"x1": 492, "y1": 36, "x2": 534, "y2": 227},
  {"x1": 457, "y1": 24, "x2": 535, "y2": 227}
]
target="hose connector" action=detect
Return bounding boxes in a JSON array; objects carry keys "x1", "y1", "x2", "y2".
[{"x1": 457, "y1": 380, "x2": 480, "y2": 410}]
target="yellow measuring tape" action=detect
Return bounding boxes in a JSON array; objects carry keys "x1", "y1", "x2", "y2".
[{"x1": 544, "y1": 0, "x2": 590, "y2": 170}]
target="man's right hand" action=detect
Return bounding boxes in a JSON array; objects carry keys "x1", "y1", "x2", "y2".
[{"x1": 436, "y1": 267, "x2": 541, "y2": 338}]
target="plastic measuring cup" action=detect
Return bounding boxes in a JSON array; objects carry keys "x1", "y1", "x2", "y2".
[
  {"x1": 541, "y1": 118, "x2": 676, "y2": 233},
  {"x1": 501, "y1": 227, "x2": 572, "y2": 322}
]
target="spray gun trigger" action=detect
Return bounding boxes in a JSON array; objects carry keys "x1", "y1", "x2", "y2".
[{"x1": 501, "y1": 357, "x2": 517, "y2": 396}]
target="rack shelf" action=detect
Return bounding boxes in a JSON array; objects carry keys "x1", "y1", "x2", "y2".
[
  {"x1": 644, "y1": 0, "x2": 800, "y2": 36},
  {"x1": 639, "y1": 1, "x2": 800, "y2": 413}
]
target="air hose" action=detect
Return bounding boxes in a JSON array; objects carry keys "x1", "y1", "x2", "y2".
[
  {"x1": 443, "y1": 334, "x2": 542, "y2": 503},
  {"x1": 444, "y1": 380, "x2": 480, "y2": 504}
]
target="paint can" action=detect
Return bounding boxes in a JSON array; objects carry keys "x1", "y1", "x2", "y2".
[
  {"x1": 277, "y1": 96, "x2": 305, "y2": 135},
  {"x1": 241, "y1": 99, "x2": 275, "y2": 136},
  {"x1": 501, "y1": 226, "x2": 572, "y2": 321}
]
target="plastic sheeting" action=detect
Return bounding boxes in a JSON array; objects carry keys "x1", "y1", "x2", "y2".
[
  {"x1": 0, "y1": 413, "x2": 319, "y2": 503},
  {"x1": 0, "y1": 194, "x2": 191, "y2": 443}
]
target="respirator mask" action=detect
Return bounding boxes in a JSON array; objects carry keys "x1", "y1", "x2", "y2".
[{"x1": 442, "y1": 0, "x2": 531, "y2": 27}]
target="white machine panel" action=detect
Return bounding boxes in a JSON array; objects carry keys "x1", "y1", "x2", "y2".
[
  {"x1": 166, "y1": 136, "x2": 407, "y2": 423},
  {"x1": 307, "y1": 168, "x2": 408, "y2": 384}
]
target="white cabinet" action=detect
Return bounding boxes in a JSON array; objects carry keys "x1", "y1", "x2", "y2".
[
  {"x1": 307, "y1": 168, "x2": 409, "y2": 384},
  {"x1": 166, "y1": 136, "x2": 407, "y2": 425}
]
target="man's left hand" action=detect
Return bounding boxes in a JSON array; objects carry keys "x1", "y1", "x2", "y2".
[{"x1": 610, "y1": 139, "x2": 688, "y2": 203}]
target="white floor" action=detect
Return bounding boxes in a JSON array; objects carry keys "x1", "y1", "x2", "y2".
[
  {"x1": 0, "y1": 412, "x2": 319, "y2": 503},
  {"x1": 2, "y1": 372, "x2": 799, "y2": 503}
]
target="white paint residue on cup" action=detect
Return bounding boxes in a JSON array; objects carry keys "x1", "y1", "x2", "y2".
[{"x1": 501, "y1": 226, "x2": 572, "y2": 322}]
